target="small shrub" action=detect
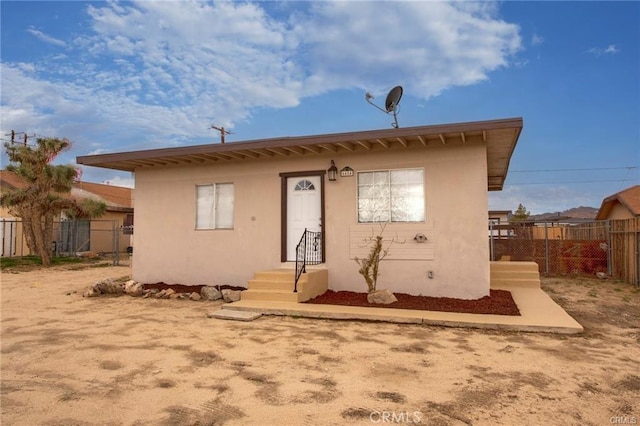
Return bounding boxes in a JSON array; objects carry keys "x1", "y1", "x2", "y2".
[
  {"x1": 353, "y1": 223, "x2": 403, "y2": 293},
  {"x1": 354, "y1": 234, "x2": 388, "y2": 293}
]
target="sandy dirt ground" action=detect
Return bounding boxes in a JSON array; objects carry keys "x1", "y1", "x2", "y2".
[{"x1": 1, "y1": 264, "x2": 639, "y2": 425}]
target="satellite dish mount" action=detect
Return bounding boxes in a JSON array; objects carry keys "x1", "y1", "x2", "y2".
[{"x1": 365, "y1": 85, "x2": 403, "y2": 128}]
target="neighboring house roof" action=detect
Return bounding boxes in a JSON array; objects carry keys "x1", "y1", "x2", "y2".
[
  {"x1": 72, "y1": 181, "x2": 133, "y2": 211},
  {"x1": 596, "y1": 185, "x2": 640, "y2": 219},
  {"x1": 77, "y1": 117, "x2": 523, "y2": 191},
  {"x1": 0, "y1": 169, "x2": 25, "y2": 190},
  {"x1": 0, "y1": 170, "x2": 133, "y2": 212}
]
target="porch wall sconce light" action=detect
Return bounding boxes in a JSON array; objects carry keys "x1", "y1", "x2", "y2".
[{"x1": 328, "y1": 160, "x2": 338, "y2": 181}]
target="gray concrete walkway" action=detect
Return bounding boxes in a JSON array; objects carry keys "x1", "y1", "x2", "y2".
[{"x1": 221, "y1": 282, "x2": 584, "y2": 334}]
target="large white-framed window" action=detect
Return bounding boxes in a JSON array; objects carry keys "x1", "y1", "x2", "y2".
[
  {"x1": 357, "y1": 168, "x2": 425, "y2": 223},
  {"x1": 196, "y1": 183, "x2": 234, "y2": 229}
]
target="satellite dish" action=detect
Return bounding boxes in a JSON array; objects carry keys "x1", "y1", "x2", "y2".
[
  {"x1": 385, "y1": 86, "x2": 403, "y2": 112},
  {"x1": 365, "y1": 85, "x2": 403, "y2": 128}
]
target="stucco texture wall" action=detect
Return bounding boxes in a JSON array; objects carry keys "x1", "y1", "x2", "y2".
[
  {"x1": 325, "y1": 143, "x2": 489, "y2": 299},
  {"x1": 132, "y1": 141, "x2": 490, "y2": 299},
  {"x1": 607, "y1": 203, "x2": 635, "y2": 220}
]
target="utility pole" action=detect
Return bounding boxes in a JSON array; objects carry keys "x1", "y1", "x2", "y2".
[
  {"x1": 210, "y1": 125, "x2": 232, "y2": 144},
  {"x1": 3, "y1": 130, "x2": 35, "y2": 146}
]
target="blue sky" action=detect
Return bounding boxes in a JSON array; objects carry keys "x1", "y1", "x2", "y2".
[{"x1": 1, "y1": 1, "x2": 638, "y2": 214}]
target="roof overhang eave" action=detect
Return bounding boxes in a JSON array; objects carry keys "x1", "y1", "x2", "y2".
[{"x1": 77, "y1": 117, "x2": 523, "y2": 191}]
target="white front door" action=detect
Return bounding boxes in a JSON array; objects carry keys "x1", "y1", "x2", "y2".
[{"x1": 287, "y1": 175, "x2": 322, "y2": 261}]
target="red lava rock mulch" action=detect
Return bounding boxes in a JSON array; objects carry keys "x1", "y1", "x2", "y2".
[
  {"x1": 305, "y1": 289, "x2": 520, "y2": 316},
  {"x1": 143, "y1": 283, "x2": 246, "y2": 293}
]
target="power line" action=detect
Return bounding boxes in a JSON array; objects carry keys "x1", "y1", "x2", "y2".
[
  {"x1": 507, "y1": 179, "x2": 635, "y2": 185},
  {"x1": 510, "y1": 166, "x2": 637, "y2": 173},
  {"x1": 1, "y1": 130, "x2": 37, "y2": 146},
  {"x1": 619, "y1": 166, "x2": 635, "y2": 191}
]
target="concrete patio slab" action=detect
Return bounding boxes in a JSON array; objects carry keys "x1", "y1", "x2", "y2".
[
  {"x1": 207, "y1": 309, "x2": 262, "y2": 321},
  {"x1": 222, "y1": 283, "x2": 584, "y2": 334}
]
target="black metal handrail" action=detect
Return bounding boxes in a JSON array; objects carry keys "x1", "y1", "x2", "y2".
[{"x1": 294, "y1": 228, "x2": 322, "y2": 293}]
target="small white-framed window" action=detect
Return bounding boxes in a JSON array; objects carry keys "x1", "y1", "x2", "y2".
[
  {"x1": 196, "y1": 183, "x2": 234, "y2": 229},
  {"x1": 357, "y1": 168, "x2": 424, "y2": 223}
]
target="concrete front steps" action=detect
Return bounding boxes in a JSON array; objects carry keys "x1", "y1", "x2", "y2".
[
  {"x1": 490, "y1": 261, "x2": 541, "y2": 288},
  {"x1": 241, "y1": 268, "x2": 328, "y2": 303}
]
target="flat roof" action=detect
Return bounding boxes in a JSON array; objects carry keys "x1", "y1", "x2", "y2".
[{"x1": 77, "y1": 117, "x2": 523, "y2": 191}]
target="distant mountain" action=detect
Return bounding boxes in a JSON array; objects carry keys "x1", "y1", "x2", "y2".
[{"x1": 530, "y1": 206, "x2": 599, "y2": 221}]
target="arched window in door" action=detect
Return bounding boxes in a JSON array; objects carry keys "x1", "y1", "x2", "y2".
[{"x1": 294, "y1": 180, "x2": 316, "y2": 191}]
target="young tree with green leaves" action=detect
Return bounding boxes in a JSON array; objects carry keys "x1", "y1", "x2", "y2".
[
  {"x1": 1, "y1": 137, "x2": 106, "y2": 266},
  {"x1": 511, "y1": 203, "x2": 531, "y2": 222}
]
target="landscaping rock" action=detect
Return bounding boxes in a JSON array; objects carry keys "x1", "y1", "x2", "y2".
[
  {"x1": 367, "y1": 289, "x2": 398, "y2": 305},
  {"x1": 201, "y1": 286, "x2": 222, "y2": 301},
  {"x1": 125, "y1": 281, "x2": 144, "y2": 297},
  {"x1": 596, "y1": 272, "x2": 608, "y2": 279},
  {"x1": 221, "y1": 289, "x2": 242, "y2": 303},
  {"x1": 83, "y1": 286, "x2": 101, "y2": 297},
  {"x1": 85, "y1": 281, "x2": 241, "y2": 303},
  {"x1": 95, "y1": 279, "x2": 124, "y2": 295},
  {"x1": 83, "y1": 279, "x2": 124, "y2": 297}
]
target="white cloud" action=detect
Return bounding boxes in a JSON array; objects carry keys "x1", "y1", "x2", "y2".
[
  {"x1": 294, "y1": 2, "x2": 521, "y2": 98},
  {"x1": 586, "y1": 44, "x2": 620, "y2": 56},
  {"x1": 100, "y1": 175, "x2": 134, "y2": 188},
  {"x1": 604, "y1": 44, "x2": 619, "y2": 54},
  {"x1": 75, "y1": 165, "x2": 134, "y2": 188},
  {"x1": 489, "y1": 185, "x2": 600, "y2": 214},
  {"x1": 2, "y1": 1, "x2": 523, "y2": 166},
  {"x1": 86, "y1": 148, "x2": 109, "y2": 156},
  {"x1": 531, "y1": 33, "x2": 544, "y2": 46},
  {"x1": 26, "y1": 27, "x2": 67, "y2": 47}
]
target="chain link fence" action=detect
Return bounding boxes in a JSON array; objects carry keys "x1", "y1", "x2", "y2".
[
  {"x1": 3, "y1": 216, "x2": 637, "y2": 285},
  {"x1": 490, "y1": 218, "x2": 639, "y2": 286},
  {"x1": 1, "y1": 219, "x2": 132, "y2": 266}
]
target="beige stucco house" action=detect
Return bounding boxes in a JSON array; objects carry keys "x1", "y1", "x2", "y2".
[
  {"x1": 77, "y1": 117, "x2": 523, "y2": 300},
  {"x1": 595, "y1": 185, "x2": 640, "y2": 220},
  {"x1": 0, "y1": 170, "x2": 133, "y2": 256}
]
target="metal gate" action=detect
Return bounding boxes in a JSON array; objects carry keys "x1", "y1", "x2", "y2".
[{"x1": 57, "y1": 220, "x2": 91, "y2": 253}]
